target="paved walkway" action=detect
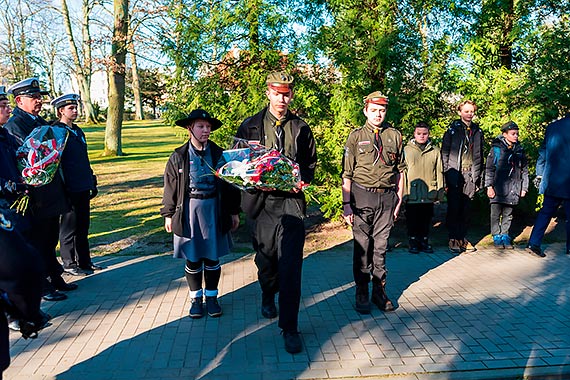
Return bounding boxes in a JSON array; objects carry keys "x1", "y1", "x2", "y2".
[{"x1": 5, "y1": 241, "x2": 570, "y2": 380}]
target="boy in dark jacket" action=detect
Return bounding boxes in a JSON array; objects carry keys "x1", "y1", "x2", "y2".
[
  {"x1": 484, "y1": 121, "x2": 529, "y2": 249},
  {"x1": 441, "y1": 100, "x2": 484, "y2": 253}
]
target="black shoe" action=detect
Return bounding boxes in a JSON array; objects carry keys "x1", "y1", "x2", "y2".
[
  {"x1": 420, "y1": 240, "x2": 434, "y2": 253},
  {"x1": 64, "y1": 266, "x2": 90, "y2": 276},
  {"x1": 261, "y1": 292, "x2": 277, "y2": 319},
  {"x1": 189, "y1": 298, "x2": 204, "y2": 319},
  {"x1": 282, "y1": 331, "x2": 302, "y2": 354},
  {"x1": 354, "y1": 286, "x2": 371, "y2": 314},
  {"x1": 52, "y1": 279, "x2": 78, "y2": 291},
  {"x1": 408, "y1": 237, "x2": 420, "y2": 254},
  {"x1": 526, "y1": 244, "x2": 546, "y2": 258},
  {"x1": 42, "y1": 290, "x2": 67, "y2": 301},
  {"x1": 567, "y1": 249, "x2": 570, "y2": 255},
  {"x1": 81, "y1": 263, "x2": 105, "y2": 271},
  {"x1": 205, "y1": 296, "x2": 222, "y2": 318}
]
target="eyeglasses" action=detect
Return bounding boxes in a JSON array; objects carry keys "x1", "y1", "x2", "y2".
[
  {"x1": 0, "y1": 104, "x2": 11, "y2": 109},
  {"x1": 20, "y1": 94, "x2": 43, "y2": 100}
]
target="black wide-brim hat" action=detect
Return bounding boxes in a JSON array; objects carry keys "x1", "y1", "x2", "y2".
[{"x1": 175, "y1": 109, "x2": 222, "y2": 131}]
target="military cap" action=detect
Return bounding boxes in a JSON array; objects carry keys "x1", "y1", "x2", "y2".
[
  {"x1": 0, "y1": 86, "x2": 7, "y2": 101},
  {"x1": 363, "y1": 91, "x2": 389, "y2": 106},
  {"x1": 501, "y1": 121, "x2": 519, "y2": 132},
  {"x1": 50, "y1": 93, "x2": 80, "y2": 109},
  {"x1": 266, "y1": 71, "x2": 294, "y2": 93},
  {"x1": 175, "y1": 109, "x2": 222, "y2": 131},
  {"x1": 7, "y1": 77, "x2": 49, "y2": 97}
]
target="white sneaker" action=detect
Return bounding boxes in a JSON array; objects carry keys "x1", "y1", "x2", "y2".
[{"x1": 8, "y1": 319, "x2": 20, "y2": 331}]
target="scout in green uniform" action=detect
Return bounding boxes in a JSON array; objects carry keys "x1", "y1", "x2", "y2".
[{"x1": 341, "y1": 91, "x2": 406, "y2": 314}]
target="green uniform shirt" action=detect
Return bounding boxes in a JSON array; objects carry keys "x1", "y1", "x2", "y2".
[{"x1": 342, "y1": 121, "x2": 406, "y2": 188}]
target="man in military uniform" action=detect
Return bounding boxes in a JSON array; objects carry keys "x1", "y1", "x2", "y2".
[
  {"x1": 1, "y1": 85, "x2": 50, "y2": 377},
  {"x1": 341, "y1": 91, "x2": 405, "y2": 314},
  {"x1": 4, "y1": 78, "x2": 77, "y2": 302},
  {"x1": 235, "y1": 71, "x2": 317, "y2": 354}
]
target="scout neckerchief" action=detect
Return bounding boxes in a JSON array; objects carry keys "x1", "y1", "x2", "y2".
[
  {"x1": 373, "y1": 125, "x2": 389, "y2": 166},
  {"x1": 463, "y1": 123, "x2": 474, "y2": 155},
  {"x1": 275, "y1": 119, "x2": 284, "y2": 153}
]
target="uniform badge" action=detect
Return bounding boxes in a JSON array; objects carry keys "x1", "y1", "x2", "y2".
[{"x1": 358, "y1": 141, "x2": 371, "y2": 145}]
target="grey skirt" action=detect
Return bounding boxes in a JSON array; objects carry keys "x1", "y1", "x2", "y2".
[{"x1": 172, "y1": 197, "x2": 232, "y2": 261}]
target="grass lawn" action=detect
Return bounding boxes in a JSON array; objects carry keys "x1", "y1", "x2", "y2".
[{"x1": 85, "y1": 120, "x2": 185, "y2": 256}]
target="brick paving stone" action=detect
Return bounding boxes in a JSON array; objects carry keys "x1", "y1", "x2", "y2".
[{"x1": 3, "y1": 243, "x2": 570, "y2": 379}]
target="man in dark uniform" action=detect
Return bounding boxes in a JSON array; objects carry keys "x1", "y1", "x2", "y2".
[
  {"x1": 0, "y1": 215, "x2": 51, "y2": 379},
  {"x1": 527, "y1": 113, "x2": 570, "y2": 257},
  {"x1": 341, "y1": 91, "x2": 405, "y2": 314},
  {"x1": 51, "y1": 94, "x2": 101, "y2": 275},
  {"x1": 4, "y1": 78, "x2": 77, "y2": 302},
  {"x1": 235, "y1": 71, "x2": 317, "y2": 354},
  {"x1": 1, "y1": 85, "x2": 50, "y2": 378}
]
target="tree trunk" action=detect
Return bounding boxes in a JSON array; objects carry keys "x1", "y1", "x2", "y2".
[
  {"x1": 499, "y1": 0, "x2": 514, "y2": 70},
  {"x1": 61, "y1": 0, "x2": 99, "y2": 123},
  {"x1": 129, "y1": 45, "x2": 144, "y2": 120},
  {"x1": 104, "y1": 0, "x2": 129, "y2": 156}
]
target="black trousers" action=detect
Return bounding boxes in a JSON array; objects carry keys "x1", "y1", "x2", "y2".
[
  {"x1": 445, "y1": 185, "x2": 472, "y2": 240},
  {"x1": 351, "y1": 184, "x2": 397, "y2": 286},
  {"x1": 252, "y1": 194, "x2": 305, "y2": 333},
  {"x1": 490, "y1": 203, "x2": 514, "y2": 236},
  {"x1": 0, "y1": 310, "x2": 8, "y2": 377},
  {"x1": 24, "y1": 215, "x2": 64, "y2": 290},
  {"x1": 405, "y1": 203, "x2": 434, "y2": 239},
  {"x1": 59, "y1": 191, "x2": 92, "y2": 269}
]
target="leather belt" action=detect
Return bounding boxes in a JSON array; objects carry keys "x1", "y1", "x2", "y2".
[
  {"x1": 353, "y1": 182, "x2": 394, "y2": 193},
  {"x1": 188, "y1": 192, "x2": 216, "y2": 199}
]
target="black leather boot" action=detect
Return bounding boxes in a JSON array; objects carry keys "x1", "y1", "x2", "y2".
[
  {"x1": 371, "y1": 280, "x2": 395, "y2": 312},
  {"x1": 420, "y1": 237, "x2": 434, "y2": 253},
  {"x1": 261, "y1": 292, "x2": 277, "y2": 319},
  {"x1": 408, "y1": 237, "x2": 420, "y2": 253},
  {"x1": 354, "y1": 285, "x2": 371, "y2": 314}
]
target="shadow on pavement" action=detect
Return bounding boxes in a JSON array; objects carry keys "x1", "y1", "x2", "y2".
[{"x1": 10, "y1": 241, "x2": 570, "y2": 379}]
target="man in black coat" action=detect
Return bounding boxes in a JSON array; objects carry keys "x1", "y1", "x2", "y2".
[
  {"x1": 4, "y1": 78, "x2": 76, "y2": 302},
  {"x1": 235, "y1": 71, "x2": 317, "y2": 354},
  {"x1": 0, "y1": 217, "x2": 51, "y2": 379}
]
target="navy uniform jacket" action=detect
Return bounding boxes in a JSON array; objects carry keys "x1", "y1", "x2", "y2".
[
  {"x1": 536, "y1": 114, "x2": 570, "y2": 199},
  {"x1": 3, "y1": 107, "x2": 69, "y2": 218},
  {"x1": 0, "y1": 128, "x2": 21, "y2": 200},
  {"x1": 52, "y1": 122, "x2": 95, "y2": 193}
]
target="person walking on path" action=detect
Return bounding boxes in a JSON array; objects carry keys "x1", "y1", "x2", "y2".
[
  {"x1": 484, "y1": 121, "x2": 529, "y2": 249},
  {"x1": 441, "y1": 100, "x2": 484, "y2": 253},
  {"x1": 51, "y1": 94, "x2": 102, "y2": 276},
  {"x1": 235, "y1": 71, "x2": 317, "y2": 354},
  {"x1": 402, "y1": 122, "x2": 444, "y2": 254},
  {"x1": 4, "y1": 78, "x2": 76, "y2": 302},
  {"x1": 341, "y1": 91, "x2": 405, "y2": 315},
  {"x1": 161, "y1": 109, "x2": 240, "y2": 319},
  {"x1": 527, "y1": 113, "x2": 570, "y2": 257}
]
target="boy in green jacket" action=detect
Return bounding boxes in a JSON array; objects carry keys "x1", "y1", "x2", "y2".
[{"x1": 403, "y1": 122, "x2": 444, "y2": 253}]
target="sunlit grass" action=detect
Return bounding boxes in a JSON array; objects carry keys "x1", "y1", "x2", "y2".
[{"x1": 84, "y1": 120, "x2": 186, "y2": 256}]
